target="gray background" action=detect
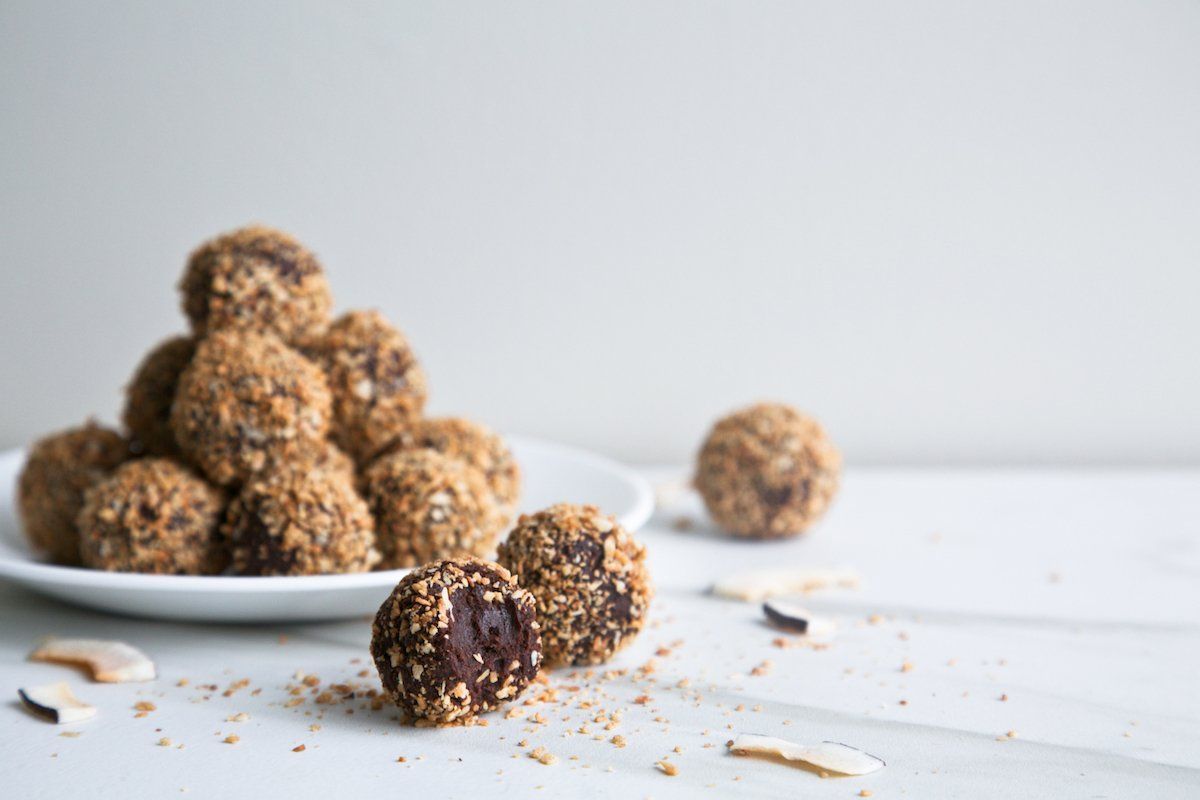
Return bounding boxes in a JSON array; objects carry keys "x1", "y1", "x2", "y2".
[{"x1": 2, "y1": 1, "x2": 1197, "y2": 465}]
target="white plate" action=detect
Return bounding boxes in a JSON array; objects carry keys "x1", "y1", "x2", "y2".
[{"x1": 0, "y1": 437, "x2": 653, "y2": 623}]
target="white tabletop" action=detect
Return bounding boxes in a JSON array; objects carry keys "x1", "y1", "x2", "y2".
[{"x1": 3, "y1": 468, "x2": 1198, "y2": 799}]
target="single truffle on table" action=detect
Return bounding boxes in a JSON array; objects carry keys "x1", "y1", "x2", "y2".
[
  {"x1": 223, "y1": 467, "x2": 378, "y2": 576},
  {"x1": 77, "y1": 458, "x2": 227, "y2": 575},
  {"x1": 497, "y1": 503, "x2": 652, "y2": 667},
  {"x1": 170, "y1": 330, "x2": 332, "y2": 487},
  {"x1": 363, "y1": 449, "x2": 500, "y2": 569},
  {"x1": 384, "y1": 417, "x2": 520, "y2": 525},
  {"x1": 122, "y1": 335, "x2": 196, "y2": 457},
  {"x1": 179, "y1": 225, "x2": 333, "y2": 344},
  {"x1": 18, "y1": 422, "x2": 130, "y2": 565},
  {"x1": 694, "y1": 402, "x2": 840, "y2": 539},
  {"x1": 306, "y1": 310, "x2": 427, "y2": 462},
  {"x1": 370, "y1": 557, "x2": 540, "y2": 725}
]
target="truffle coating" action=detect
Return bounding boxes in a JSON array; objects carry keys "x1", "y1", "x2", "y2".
[
  {"x1": 307, "y1": 310, "x2": 427, "y2": 462},
  {"x1": 77, "y1": 458, "x2": 227, "y2": 574},
  {"x1": 385, "y1": 417, "x2": 520, "y2": 525},
  {"x1": 364, "y1": 449, "x2": 500, "y2": 570},
  {"x1": 257, "y1": 437, "x2": 356, "y2": 485},
  {"x1": 497, "y1": 503, "x2": 652, "y2": 667},
  {"x1": 170, "y1": 330, "x2": 332, "y2": 487},
  {"x1": 290, "y1": 439, "x2": 356, "y2": 482},
  {"x1": 694, "y1": 402, "x2": 840, "y2": 539},
  {"x1": 122, "y1": 335, "x2": 196, "y2": 458},
  {"x1": 370, "y1": 557, "x2": 541, "y2": 725},
  {"x1": 18, "y1": 422, "x2": 130, "y2": 565},
  {"x1": 179, "y1": 225, "x2": 332, "y2": 344},
  {"x1": 223, "y1": 468, "x2": 378, "y2": 576}
]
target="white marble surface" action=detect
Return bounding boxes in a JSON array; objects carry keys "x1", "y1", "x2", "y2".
[{"x1": 2, "y1": 468, "x2": 1198, "y2": 798}]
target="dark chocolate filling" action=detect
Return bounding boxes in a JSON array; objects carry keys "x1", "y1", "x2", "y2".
[
  {"x1": 229, "y1": 503, "x2": 299, "y2": 576},
  {"x1": 439, "y1": 580, "x2": 538, "y2": 706}
]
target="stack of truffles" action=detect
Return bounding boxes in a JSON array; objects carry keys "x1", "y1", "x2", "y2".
[
  {"x1": 16, "y1": 224, "x2": 659, "y2": 726},
  {"x1": 17, "y1": 225, "x2": 519, "y2": 577}
]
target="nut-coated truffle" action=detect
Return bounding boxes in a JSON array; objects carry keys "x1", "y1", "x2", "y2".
[
  {"x1": 76, "y1": 458, "x2": 227, "y2": 575},
  {"x1": 179, "y1": 225, "x2": 333, "y2": 344},
  {"x1": 385, "y1": 417, "x2": 520, "y2": 525},
  {"x1": 18, "y1": 422, "x2": 130, "y2": 565},
  {"x1": 497, "y1": 503, "x2": 652, "y2": 667},
  {"x1": 694, "y1": 402, "x2": 840, "y2": 538},
  {"x1": 306, "y1": 310, "x2": 427, "y2": 462},
  {"x1": 290, "y1": 438, "x2": 356, "y2": 482},
  {"x1": 370, "y1": 557, "x2": 540, "y2": 725},
  {"x1": 223, "y1": 467, "x2": 378, "y2": 576},
  {"x1": 122, "y1": 335, "x2": 196, "y2": 458},
  {"x1": 170, "y1": 330, "x2": 332, "y2": 487},
  {"x1": 364, "y1": 449, "x2": 499, "y2": 570}
]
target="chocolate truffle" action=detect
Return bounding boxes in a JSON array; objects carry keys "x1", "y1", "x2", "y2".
[
  {"x1": 122, "y1": 335, "x2": 195, "y2": 458},
  {"x1": 179, "y1": 225, "x2": 333, "y2": 344},
  {"x1": 77, "y1": 458, "x2": 227, "y2": 575},
  {"x1": 306, "y1": 310, "x2": 427, "y2": 462},
  {"x1": 385, "y1": 417, "x2": 521, "y2": 525},
  {"x1": 370, "y1": 557, "x2": 540, "y2": 725},
  {"x1": 17, "y1": 422, "x2": 130, "y2": 565},
  {"x1": 170, "y1": 330, "x2": 332, "y2": 487},
  {"x1": 289, "y1": 438, "x2": 356, "y2": 482},
  {"x1": 223, "y1": 467, "x2": 378, "y2": 576},
  {"x1": 694, "y1": 402, "x2": 840, "y2": 539},
  {"x1": 497, "y1": 504, "x2": 652, "y2": 667},
  {"x1": 363, "y1": 449, "x2": 499, "y2": 569}
]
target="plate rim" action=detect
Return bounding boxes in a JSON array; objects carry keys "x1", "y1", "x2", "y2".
[{"x1": 0, "y1": 435, "x2": 655, "y2": 594}]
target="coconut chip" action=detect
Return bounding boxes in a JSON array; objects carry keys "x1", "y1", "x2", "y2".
[
  {"x1": 712, "y1": 567, "x2": 860, "y2": 602},
  {"x1": 29, "y1": 638, "x2": 156, "y2": 683},
  {"x1": 18, "y1": 682, "x2": 97, "y2": 724},
  {"x1": 728, "y1": 734, "x2": 884, "y2": 776},
  {"x1": 763, "y1": 599, "x2": 836, "y2": 637}
]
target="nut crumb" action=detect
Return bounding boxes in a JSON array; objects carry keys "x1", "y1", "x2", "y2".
[
  {"x1": 656, "y1": 760, "x2": 678, "y2": 776},
  {"x1": 292, "y1": 744, "x2": 306, "y2": 752},
  {"x1": 529, "y1": 746, "x2": 557, "y2": 765}
]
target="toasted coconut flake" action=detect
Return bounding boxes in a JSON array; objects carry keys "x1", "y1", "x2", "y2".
[
  {"x1": 29, "y1": 638, "x2": 156, "y2": 683},
  {"x1": 728, "y1": 734, "x2": 884, "y2": 776},
  {"x1": 18, "y1": 682, "x2": 97, "y2": 724},
  {"x1": 713, "y1": 567, "x2": 860, "y2": 602},
  {"x1": 763, "y1": 600, "x2": 836, "y2": 637}
]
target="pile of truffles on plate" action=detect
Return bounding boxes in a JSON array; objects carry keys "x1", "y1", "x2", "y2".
[{"x1": 16, "y1": 224, "x2": 521, "y2": 576}]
